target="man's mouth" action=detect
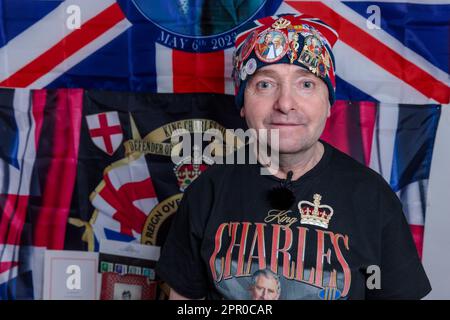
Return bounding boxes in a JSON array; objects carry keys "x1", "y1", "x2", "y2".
[{"x1": 269, "y1": 122, "x2": 304, "y2": 127}]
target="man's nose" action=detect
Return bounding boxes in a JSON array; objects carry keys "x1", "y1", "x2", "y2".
[{"x1": 274, "y1": 83, "x2": 297, "y2": 114}]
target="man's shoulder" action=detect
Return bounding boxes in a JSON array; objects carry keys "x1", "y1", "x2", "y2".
[
  {"x1": 324, "y1": 141, "x2": 389, "y2": 187},
  {"x1": 324, "y1": 141, "x2": 402, "y2": 213}
]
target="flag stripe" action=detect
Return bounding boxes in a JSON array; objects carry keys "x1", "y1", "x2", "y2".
[
  {"x1": 0, "y1": 195, "x2": 29, "y2": 246},
  {"x1": 322, "y1": 0, "x2": 449, "y2": 84},
  {"x1": 31, "y1": 17, "x2": 131, "y2": 89},
  {"x1": 13, "y1": 90, "x2": 35, "y2": 196},
  {"x1": 397, "y1": 180, "x2": 428, "y2": 226},
  {"x1": 0, "y1": 3, "x2": 125, "y2": 88},
  {"x1": 340, "y1": 1, "x2": 450, "y2": 74},
  {"x1": 0, "y1": 262, "x2": 18, "y2": 275},
  {"x1": 156, "y1": 43, "x2": 174, "y2": 93},
  {"x1": 321, "y1": 101, "x2": 376, "y2": 165},
  {"x1": 0, "y1": 89, "x2": 16, "y2": 191},
  {"x1": 0, "y1": 265, "x2": 18, "y2": 288},
  {"x1": 0, "y1": 245, "x2": 19, "y2": 271},
  {"x1": 390, "y1": 104, "x2": 441, "y2": 191},
  {"x1": 31, "y1": 90, "x2": 47, "y2": 151},
  {"x1": 359, "y1": 102, "x2": 377, "y2": 166},
  {"x1": 0, "y1": 88, "x2": 39, "y2": 297},
  {"x1": 322, "y1": 101, "x2": 354, "y2": 156},
  {"x1": 369, "y1": 103, "x2": 399, "y2": 183},
  {"x1": 287, "y1": 0, "x2": 450, "y2": 104},
  {"x1": 409, "y1": 224, "x2": 424, "y2": 259},
  {"x1": 33, "y1": 89, "x2": 83, "y2": 249},
  {"x1": 345, "y1": 103, "x2": 365, "y2": 163},
  {"x1": 0, "y1": 0, "x2": 117, "y2": 81},
  {"x1": 173, "y1": 49, "x2": 225, "y2": 93}
]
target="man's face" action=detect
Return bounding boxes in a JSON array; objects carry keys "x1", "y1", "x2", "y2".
[
  {"x1": 240, "y1": 63, "x2": 330, "y2": 154},
  {"x1": 264, "y1": 34, "x2": 272, "y2": 44},
  {"x1": 250, "y1": 275, "x2": 280, "y2": 300}
]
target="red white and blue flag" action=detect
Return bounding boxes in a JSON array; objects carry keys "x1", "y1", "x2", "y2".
[
  {"x1": 0, "y1": 89, "x2": 38, "y2": 299},
  {"x1": 0, "y1": 0, "x2": 449, "y2": 299}
]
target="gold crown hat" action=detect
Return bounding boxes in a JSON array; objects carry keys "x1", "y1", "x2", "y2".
[{"x1": 232, "y1": 14, "x2": 339, "y2": 110}]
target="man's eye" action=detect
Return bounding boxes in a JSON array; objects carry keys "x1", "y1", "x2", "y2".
[
  {"x1": 256, "y1": 81, "x2": 273, "y2": 89},
  {"x1": 302, "y1": 81, "x2": 314, "y2": 89}
]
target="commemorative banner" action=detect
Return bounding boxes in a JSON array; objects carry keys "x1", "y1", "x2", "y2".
[{"x1": 65, "y1": 91, "x2": 247, "y2": 253}]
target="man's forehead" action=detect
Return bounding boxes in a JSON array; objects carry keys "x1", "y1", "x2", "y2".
[{"x1": 251, "y1": 65, "x2": 315, "y2": 78}]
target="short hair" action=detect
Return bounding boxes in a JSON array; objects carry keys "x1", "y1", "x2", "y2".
[{"x1": 250, "y1": 269, "x2": 281, "y2": 294}]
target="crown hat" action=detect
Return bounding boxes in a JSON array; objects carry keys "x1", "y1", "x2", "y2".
[{"x1": 232, "y1": 14, "x2": 339, "y2": 110}]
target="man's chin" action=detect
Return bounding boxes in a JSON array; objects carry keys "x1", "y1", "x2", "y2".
[{"x1": 276, "y1": 143, "x2": 310, "y2": 155}]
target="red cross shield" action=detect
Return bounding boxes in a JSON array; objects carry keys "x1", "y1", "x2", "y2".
[{"x1": 86, "y1": 112, "x2": 123, "y2": 156}]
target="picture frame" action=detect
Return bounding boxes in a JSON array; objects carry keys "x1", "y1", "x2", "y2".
[{"x1": 100, "y1": 272, "x2": 157, "y2": 300}]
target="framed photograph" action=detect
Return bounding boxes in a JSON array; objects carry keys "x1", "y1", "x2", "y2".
[
  {"x1": 100, "y1": 272, "x2": 157, "y2": 300},
  {"x1": 43, "y1": 250, "x2": 100, "y2": 300}
]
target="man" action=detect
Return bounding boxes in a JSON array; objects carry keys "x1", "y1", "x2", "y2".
[
  {"x1": 256, "y1": 32, "x2": 273, "y2": 58},
  {"x1": 249, "y1": 269, "x2": 281, "y2": 300},
  {"x1": 156, "y1": 14, "x2": 431, "y2": 300}
]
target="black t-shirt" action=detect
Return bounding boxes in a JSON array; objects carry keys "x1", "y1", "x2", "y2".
[{"x1": 156, "y1": 141, "x2": 431, "y2": 300}]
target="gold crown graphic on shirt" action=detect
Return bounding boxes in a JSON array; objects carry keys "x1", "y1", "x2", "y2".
[{"x1": 298, "y1": 194, "x2": 334, "y2": 229}]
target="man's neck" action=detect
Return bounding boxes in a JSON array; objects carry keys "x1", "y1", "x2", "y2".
[{"x1": 264, "y1": 141, "x2": 324, "y2": 180}]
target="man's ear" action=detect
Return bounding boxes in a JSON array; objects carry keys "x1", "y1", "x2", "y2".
[
  {"x1": 327, "y1": 101, "x2": 331, "y2": 118},
  {"x1": 240, "y1": 107, "x2": 245, "y2": 118}
]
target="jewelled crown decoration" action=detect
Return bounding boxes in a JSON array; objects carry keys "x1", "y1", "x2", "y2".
[{"x1": 298, "y1": 194, "x2": 334, "y2": 229}]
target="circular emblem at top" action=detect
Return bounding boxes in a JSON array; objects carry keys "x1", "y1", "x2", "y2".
[{"x1": 120, "y1": 0, "x2": 283, "y2": 52}]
